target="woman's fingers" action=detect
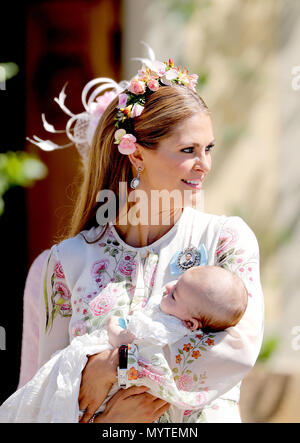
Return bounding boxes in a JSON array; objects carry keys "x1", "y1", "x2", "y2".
[
  {"x1": 152, "y1": 397, "x2": 170, "y2": 411},
  {"x1": 152, "y1": 401, "x2": 171, "y2": 422},
  {"x1": 108, "y1": 385, "x2": 150, "y2": 405},
  {"x1": 79, "y1": 402, "x2": 98, "y2": 423}
]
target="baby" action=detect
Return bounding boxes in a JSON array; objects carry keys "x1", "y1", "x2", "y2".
[
  {"x1": 84, "y1": 265, "x2": 249, "y2": 421},
  {"x1": 107, "y1": 264, "x2": 248, "y2": 347}
]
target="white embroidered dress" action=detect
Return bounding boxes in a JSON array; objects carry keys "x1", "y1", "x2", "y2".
[{"x1": 0, "y1": 207, "x2": 264, "y2": 423}]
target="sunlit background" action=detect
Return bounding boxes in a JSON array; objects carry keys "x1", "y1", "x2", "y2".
[{"x1": 1, "y1": 0, "x2": 300, "y2": 422}]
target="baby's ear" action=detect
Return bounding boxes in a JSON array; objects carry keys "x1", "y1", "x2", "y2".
[{"x1": 183, "y1": 318, "x2": 201, "y2": 331}]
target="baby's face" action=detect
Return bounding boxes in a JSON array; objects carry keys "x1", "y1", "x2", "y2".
[{"x1": 160, "y1": 277, "x2": 197, "y2": 322}]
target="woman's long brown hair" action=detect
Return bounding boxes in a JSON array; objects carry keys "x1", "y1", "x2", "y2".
[{"x1": 58, "y1": 84, "x2": 209, "y2": 244}]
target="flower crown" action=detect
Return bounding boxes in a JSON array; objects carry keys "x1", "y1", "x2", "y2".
[{"x1": 26, "y1": 42, "x2": 198, "y2": 162}]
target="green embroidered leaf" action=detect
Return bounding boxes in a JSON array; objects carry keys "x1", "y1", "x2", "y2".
[
  {"x1": 55, "y1": 297, "x2": 66, "y2": 305},
  {"x1": 178, "y1": 349, "x2": 183, "y2": 354},
  {"x1": 128, "y1": 358, "x2": 136, "y2": 364},
  {"x1": 186, "y1": 370, "x2": 192, "y2": 374},
  {"x1": 199, "y1": 346, "x2": 207, "y2": 351},
  {"x1": 172, "y1": 368, "x2": 178, "y2": 373},
  {"x1": 104, "y1": 247, "x2": 110, "y2": 253},
  {"x1": 187, "y1": 360, "x2": 194, "y2": 364},
  {"x1": 193, "y1": 374, "x2": 198, "y2": 382},
  {"x1": 190, "y1": 338, "x2": 195, "y2": 343},
  {"x1": 110, "y1": 248, "x2": 119, "y2": 257},
  {"x1": 174, "y1": 375, "x2": 179, "y2": 380}
]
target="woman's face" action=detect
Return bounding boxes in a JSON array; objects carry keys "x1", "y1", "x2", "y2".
[{"x1": 136, "y1": 112, "x2": 215, "y2": 208}]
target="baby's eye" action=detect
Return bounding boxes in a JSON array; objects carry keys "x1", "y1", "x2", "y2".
[
  {"x1": 181, "y1": 147, "x2": 194, "y2": 153},
  {"x1": 206, "y1": 144, "x2": 215, "y2": 152},
  {"x1": 171, "y1": 292, "x2": 175, "y2": 300}
]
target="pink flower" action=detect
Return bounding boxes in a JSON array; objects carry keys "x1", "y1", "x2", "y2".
[
  {"x1": 117, "y1": 93, "x2": 128, "y2": 109},
  {"x1": 54, "y1": 262, "x2": 65, "y2": 279},
  {"x1": 131, "y1": 103, "x2": 144, "y2": 117},
  {"x1": 215, "y1": 227, "x2": 238, "y2": 257},
  {"x1": 150, "y1": 60, "x2": 166, "y2": 76},
  {"x1": 161, "y1": 68, "x2": 179, "y2": 86},
  {"x1": 128, "y1": 78, "x2": 146, "y2": 95},
  {"x1": 184, "y1": 410, "x2": 193, "y2": 416},
  {"x1": 92, "y1": 259, "x2": 109, "y2": 275},
  {"x1": 177, "y1": 374, "x2": 193, "y2": 391},
  {"x1": 188, "y1": 74, "x2": 198, "y2": 91},
  {"x1": 137, "y1": 68, "x2": 151, "y2": 82},
  {"x1": 59, "y1": 303, "x2": 72, "y2": 314},
  {"x1": 147, "y1": 78, "x2": 160, "y2": 91},
  {"x1": 71, "y1": 320, "x2": 87, "y2": 337},
  {"x1": 91, "y1": 259, "x2": 109, "y2": 288},
  {"x1": 114, "y1": 128, "x2": 126, "y2": 143},
  {"x1": 91, "y1": 91, "x2": 116, "y2": 116},
  {"x1": 89, "y1": 291, "x2": 114, "y2": 317},
  {"x1": 118, "y1": 134, "x2": 137, "y2": 155},
  {"x1": 118, "y1": 255, "x2": 136, "y2": 277},
  {"x1": 54, "y1": 282, "x2": 71, "y2": 300}
]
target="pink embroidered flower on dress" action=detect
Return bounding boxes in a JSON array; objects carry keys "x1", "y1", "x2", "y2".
[
  {"x1": 118, "y1": 254, "x2": 136, "y2": 277},
  {"x1": 177, "y1": 374, "x2": 193, "y2": 392},
  {"x1": 89, "y1": 291, "x2": 115, "y2": 317},
  {"x1": 91, "y1": 259, "x2": 109, "y2": 277},
  {"x1": 54, "y1": 282, "x2": 71, "y2": 300},
  {"x1": 52, "y1": 281, "x2": 72, "y2": 315},
  {"x1": 215, "y1": 226, "x2": 240, "y2": 263},
  {"x1": 91, "y1": 259, "x2": 109, "y2": 289},
  {"x1": 71, "y1": 320, "x2": 87, "y2": 337},
  {"x1": 54, "y1": 262, "x2": 65, "y2": 279}
]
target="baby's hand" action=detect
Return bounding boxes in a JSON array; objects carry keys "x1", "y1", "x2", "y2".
[{"x1": 106, "y1": 316, "x2": 136, "y2": 348}]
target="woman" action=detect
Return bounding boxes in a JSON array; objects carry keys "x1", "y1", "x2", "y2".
[{"x1": 1, "y1": 51, "x2": 264, "y2": 423}]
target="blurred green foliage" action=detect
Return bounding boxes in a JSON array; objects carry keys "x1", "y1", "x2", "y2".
[
  {"x1": 257, "y1": 335, "x2": 280, "y2": 363},
  {"x1": 0, "y1": 151, "x2": 47, "y2": 215},
  {"x1": 160, "y1": 0, "x2": 211, "y2": 22}
]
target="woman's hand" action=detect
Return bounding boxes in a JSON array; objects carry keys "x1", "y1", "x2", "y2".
[
  {"x1": 79, "y1": 348, "x2": 118, "y2": 423},
  {"x1": 94, "y1": 386, "x2": 170, "y2": 423}
]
